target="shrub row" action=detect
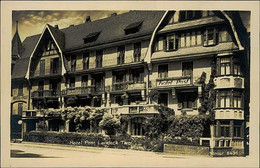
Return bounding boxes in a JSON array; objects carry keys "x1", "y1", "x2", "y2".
[{"x1": 24, "y1": 131, "x2": 199, "y2": 152}]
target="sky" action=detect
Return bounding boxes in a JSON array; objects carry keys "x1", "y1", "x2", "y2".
[{"x1": 12, "y1": 10, "x2": 250, "y2": 42}]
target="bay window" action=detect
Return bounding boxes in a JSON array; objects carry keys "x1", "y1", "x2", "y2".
[
  {"x1": 220, "y1": 58, "x2": 231, "y2": 75},
  {"x1": 220, "y1": 90, "x2": 231, "y2": 108}
]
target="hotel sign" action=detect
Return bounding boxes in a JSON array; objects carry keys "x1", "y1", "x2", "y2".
[{"x1": 157, "y1": 77, "x2": 191, "y2": 87}]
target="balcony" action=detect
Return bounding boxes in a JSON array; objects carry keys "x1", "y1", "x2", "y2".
[
  {"x1": 214, "y1": 76, "x2": 244, "y2": 89},
  {"x1": 151, "y1": 76, "x2": 192, "y2": 88},
  {"x1": 63, "y1": 86, "x2": 95, "y2": 96},
  {"x1": 215, "y1": 109, "x2": 244, "y2": 120},
  {"x1": 22, "y1": 110, "x2": 42, "y2": 118},
  {"x1": 98, "y1": 104, "x2": 168, "y2": 115},
  {"x1": 200, "y1": 137, "x2": 244, "y2": 149},
  {"x1": 112, "y1": 81, "x2": 146, "y2": 92},
  {"x1": 32, "y1": 90, "x2": 61, "y2": 98}
]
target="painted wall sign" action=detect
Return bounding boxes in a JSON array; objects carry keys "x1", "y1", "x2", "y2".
[{"x1": 157, "y1": 77, "x2": 191, "y2": 87}]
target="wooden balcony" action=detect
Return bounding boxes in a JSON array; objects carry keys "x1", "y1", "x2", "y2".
[
  {"x1": 151, "y1": 76, "x2": 192, "y2": 88},
  {"x1": 32, "y1": 90, "x2": 61, "y2": 98},
  {"x1": 62, "y1": 86, "x2": 95, "y2": 96},
  {"x1": 112, "y1": 81, "x2": 146, "y2": 92}
]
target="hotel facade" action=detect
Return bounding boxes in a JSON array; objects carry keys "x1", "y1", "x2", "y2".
[{"x1": 11, "y1": 11, "x2": 249, "y2": 154}]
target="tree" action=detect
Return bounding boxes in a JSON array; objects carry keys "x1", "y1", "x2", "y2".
[{"x1": 99, "y1": 113, "x2": 121, "y2": 136}]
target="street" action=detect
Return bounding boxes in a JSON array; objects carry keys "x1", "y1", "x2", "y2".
[{"x1": 9, "y1": 142, "x2": 253, "y2": 167}]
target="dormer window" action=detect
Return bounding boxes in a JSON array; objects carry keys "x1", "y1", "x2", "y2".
[
  {"x1": 203, "y1": 28, "x2": 218, "y2": 46},
  {"x1": 164, "y1": 34, "x2": 178, "y2": 51},
  {"x1": 124, "y1": 21, "x2": 143, "y2": 35},
  {"x1": 83, "y1": 31, "x2": 101, "y2": 44},
  {"x1": 179, "y1": 11, "x2": 202, "y2": 22}
]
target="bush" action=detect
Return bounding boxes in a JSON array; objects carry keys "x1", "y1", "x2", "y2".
[{"x1": 99, "y1": 113, "x2": 121, "y2": 136}]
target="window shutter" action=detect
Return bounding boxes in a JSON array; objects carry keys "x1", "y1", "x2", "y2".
[
  {"x1": 163, "y1": 39, "x2": 167, "y2": 51},
  {"x1": 217, "y1": 90, "x2": 221, "y2": 108},
  {"x1": 192, "y1": 99, "x2": 197, "y2": 109},
  {"x1": 50, "y1": 59, "x2": 53, "y2": 74},
  {"x1": 213, "y1": 28, "x2": 218, "y2": 45},
  {"x1": 59, "y1": 59, "x2": 61, "y2": 73},
  {"x1": 230, "y1": 89, "x2": 234, "y2": 107},
  {"x1": 203, "y1": 29, "x2": 208, "y2": 46},
  {"x1": 241, "y1": 91, "x2": 244, "y2": 109},
  {"x1": 216, "y1": 58, "x2": 221, "y2": 75}
]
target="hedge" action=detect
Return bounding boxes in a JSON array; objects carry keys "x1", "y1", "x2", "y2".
[{"x1": 24, "y1": 131, "x2": 199, "y2": 152}]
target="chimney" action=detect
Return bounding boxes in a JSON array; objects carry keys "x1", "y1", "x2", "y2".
[
  {"x1": 85, "y1": 16, "x2": 91, "y2": 23},
  {"x1": 54, "y1": 25, "x2": 59, "y2": 29},
  {"x1": 111, "y1": 13, "x2": 117, "y2": 17}
]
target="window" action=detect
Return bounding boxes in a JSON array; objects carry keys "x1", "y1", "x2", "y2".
[
  {"x1": 178, "y1": 92, "x2": 197, "y2": 109},
  {"x1": 51, "y1": 57, "x2": 59, "y2": 74},
  {"x1": 233, "y1": 58, "x2": 241, "y2": 75},
  {"x1": 233, "y1": 91, "x2": 242, "y2": 108},
  {"x1": 96, "y1": 50, "x2": 103, "y2": 68},
  {"x1": 134, "y1": 42, "x2": 141, "y2": 62},
  {"x1": 117, "y1": 46, "x2": 125, "y2": 65},
  {"x1": 115, "y1": 95, "x2": 123, "y2": 106},
  {"x1": 94, "y1": 97, "x2": 101, "y2": 107},
  {"x1": 158, "y1": 93, "x2": 168, "y2": 106},
  {"x1": 220, "y1": 58, "x2": 231, "y2": 75},
  {"x1": 83, "y1": 31, "x2": 100, "y2": 44},
  {"x1": 234, "y1": 126, "x2": 241, "y2": 137},
  {"x1": 82, "y1": 75, "x2": 88, "y2": 87},
  {"x1": 179, "y1": 11, "x2": 202, "y2": 22},
  {"x1": 18, "y1": 82, "x2": 23, "y2": 96},
  {"x1": 182, "y1": 61, "x2": 193, "y2": 76},
  {"x1": 203, "y1": 28, "x2": 218, "y2": 46},
  {"x1": 164, "y1": 34, "x2": 178, "y2": 51},
  {"x1": 129, "y1": 68, "x2": 144, "y2": 83},
  {"x1": 124, "y1": 21, "x2": 143, "y2": 35},
  {"x1": 70, "y1": 77, "x2": 75, "y2": 88},
  {"x1": 18, "y1": 103, "x2": 23, "y2": 115},
  {"x1": 83, "y1": 52, "x2": 89, "y2": 70},
  {"x1": 131, "y1": 117, "x2": 145, "y2": 136},
  {"x1": 40, "y1": 60, "x2": 45, "y2": 76},
  {"x1": 220, "y1": 125, "x2": 230, "y2": 137},
  {"x1": 220, "y1": 90, "x2": 231, "y2": 108},
  {"x1": 158, "y1": 64, "x2": 168, "y2": 79},
  {"x1": 71, "y1": 56, "x2": 76, "y2": 72},
  {"x1": 38, "y1": 80, "x2": 44, "y2": 97},
  {"x1": 181, "y1": 32, "x2": 201, "y2": 48}
]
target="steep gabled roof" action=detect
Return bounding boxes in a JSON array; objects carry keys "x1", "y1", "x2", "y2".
[
  {"x1": 12, "y1": 34, "x2": 40, "y2": 79},
  {"x1": 12, "y1": 31, "x2": 24, "y2": 57},
  {"x1": 48, "y1": 24, "x2": 65, "y2": 51}
]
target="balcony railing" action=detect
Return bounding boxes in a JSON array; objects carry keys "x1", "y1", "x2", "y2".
[
  {"x1": 112, "y1": 81, "x2": 146, "y2": 91},
  {"x1": 199, "y1": 137, "x2": 244, "y2": 149},
  {"x1": 98, "y1": 104, "x2": 169, "y2": 115},
  {"x1": 151, "y1": 76, "x2": 192, "y2": 88},
  {"x1": 32, "y1": 90, "x2": 61, "y2": 98},
  {"x1": 63, "y1": 86, "x2": 95, "y2": 96}
]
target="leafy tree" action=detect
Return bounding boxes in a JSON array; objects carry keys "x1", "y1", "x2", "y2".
[{"x1": 99, "y1": 113, "x2": 121, "y2": 136}]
